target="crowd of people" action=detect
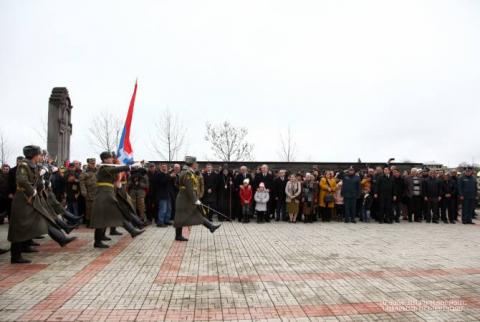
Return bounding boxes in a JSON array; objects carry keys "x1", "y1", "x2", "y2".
[{"x1": 0, "y1": 146, "x2": 478, "y2": 264}]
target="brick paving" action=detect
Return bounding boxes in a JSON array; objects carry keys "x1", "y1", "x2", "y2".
[{"x1": 0, "y1": 217, "x2": 479, "y2": 321}]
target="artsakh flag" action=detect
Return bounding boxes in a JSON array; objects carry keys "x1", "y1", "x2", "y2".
[{"x1": 117, "y1": 80, "x2": 138, "y2": 165}]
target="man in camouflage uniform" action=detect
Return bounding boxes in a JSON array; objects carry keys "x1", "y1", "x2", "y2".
[
  {"x1": 174, "y1": 156, "x2": 220, "y2": 241},
  {"x1": 79, "y1": 158, "x2": 97, "y2": 227},
  {"x1": 128, "y1": 167, "x2": 149, "y2": 222}
]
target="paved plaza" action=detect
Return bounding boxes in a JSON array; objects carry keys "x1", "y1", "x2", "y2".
[{"x1": 0, "y1": 217, "x2": 479, "y2": 322}]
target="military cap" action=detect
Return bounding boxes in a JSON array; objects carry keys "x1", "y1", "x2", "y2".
[
  {"x1": 87, "y1": 158, "x2": 96, "y2": 164},
  {"x1": 184, "y1": 156, "x2": 197, "y2": 165},
  {"x1": 100, "y1": 151, "x2": 113, "y2": 161},
  {"x1": 23, "y1": 145, "x2": 42, "y2": 159}
]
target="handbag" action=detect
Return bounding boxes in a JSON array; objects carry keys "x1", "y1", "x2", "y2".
[{"x1": 324, "y1": 178, "x2": 334, "y2": 204}]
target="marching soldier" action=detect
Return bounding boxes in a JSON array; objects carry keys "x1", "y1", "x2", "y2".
[
  {"x1": 90, "y1": 152, "x2": 144, "y2": 248},
  {"x1": 128, "y1": 166, "x2": 149, "y2": 222},
  {"x1": 79, "y1": 158, "x2": 97, "y2": 227},
  {"x1": 8, "y1": 146, "x2": 77, "y2": 263},
  {"x1": 174, "y1": 156, "x2": 220, "y2": 241}
]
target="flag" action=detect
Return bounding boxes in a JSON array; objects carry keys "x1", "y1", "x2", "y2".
[{"x1": 117, "y1": 80, "x2": 138, "y2": 165}]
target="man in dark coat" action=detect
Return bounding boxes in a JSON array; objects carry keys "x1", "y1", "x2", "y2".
[
  {"x1": 392, "y1": 168, "x2": 406, "y2": 223},
  {"x1": 145, "y1": 163, "x2": 157, "y2": 224},
  {"x1": 253, "y1": 164, "x2": 274, "y2": 221},
  {"x1": 202, "y1": 163, "x2": 219, "y2": 221},
  {"x1": 272, "y1": 169, "x2": 287, "y2": 221},
  {"x1": 422, "y1": 169, "x2": 443, "y2": 223},
  {"x1": 440, "y1": 172, "x2": 458, "y2": 224},
  {"x1": 90, "y1": 152, "x2": 144, "y2": 248},
  {"x1": 341, "y1": 167, "x2": 361, "y2": 223},
  {"x1": 174, "y1": 156, "x2": 220, "y2": 241},
  {"x1": 458, "y1": 166, "x2": 478, "y2": 224},
  {"x1": 374, "y1": 167, "x2": 395, "y2": 224}
]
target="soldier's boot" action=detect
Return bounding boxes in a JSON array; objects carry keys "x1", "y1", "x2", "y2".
[
  {"x1": 175, "y1": 227, "x2": 188, "y2": 242},
  {"x1": 110, "y1": 227, "x2": 123, "y2": 236},
  {"x1": 94, "y1": 228, "x2": 109, "y2": 248},
  {"x1": 55, "y1": 218, "x2": 77, "y2": 234},
  {"x1": 123, "y1": 220, "x2": 145, "y2": 238},
  {"x1": 63, "y1": 211, "x2": 82, "y2": 225},
  {"x1": 48, "y1": 226, "x2": 77, "y2": 247},
  {"x1": 27, "y1": 239, "x2": 40, "y2": 247},
  {"x1": 11, "y1": 242, "x2": 30, "y2": 264},
  {"x1": 129, "y1": 212, "x2": 145, "y2": 229},
  {"x1": 22, "y1": 240, "x2": 39, "y2": 253},
  {"x1": 202, "y1": 218, "x2": 221, "y2": 234}
]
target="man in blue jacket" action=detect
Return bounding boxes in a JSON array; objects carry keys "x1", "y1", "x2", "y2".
[
  {"x1": 458, "y1": 166, "x2": 478, "y2": 224},
  {"x1": 341, "y1": 166, "x2": 361, "y2": 223}
]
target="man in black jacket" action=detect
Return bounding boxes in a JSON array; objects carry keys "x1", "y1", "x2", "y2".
[
  {"x1": 272, "y1": 170, "x2": 288, "y2": 221},
  {"x1": 374, "y1": 167, "x2": 395, "y2": 224},
  {"x1": 202, "y1": 163, "x2": 219, "y2": 221},
  {"x1": 154, "y1": 164, "x2": 172, "y2": 227},
  {"x1": 392, "y1": 168, "x2": 406, "y2": 223},
  {"x1": 440, "y1": 172, "x2": 457, "y2": 224},
  {"x1": 253, "y1": 164, "x2": 274, "y2": 221},
  {"x1": 341, "y1": 167, "x2": 361, "y2": 223},
  {"x1": 422, "y1": 169, "x2": 443, "y2": 223}
]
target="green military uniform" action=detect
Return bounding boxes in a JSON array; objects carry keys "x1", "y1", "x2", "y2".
[
  {"x1": 79, "y1": 159, "x2": 97, "y2": 223},
  {"x1": 174, "y1": 166, "x2": 205, "y2": 228},
  {"x1": 128, "y1": 170, "x2": 148, "y2": 220},
  {"x1": 7, "y1": 161, "x2": 49, "y2": 243},
  {"x1": 90, "y1": 164, "x2": 130, "y2": 229}
]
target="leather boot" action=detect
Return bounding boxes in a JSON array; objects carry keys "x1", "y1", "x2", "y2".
[
  {"x1": 123, "y1": 220, "x2": 145, "y2": 238},
  {"x1": 63, "y1": 211, "x2": 82, "y2": 225},
  {"x1": 110, "y1": 227, "x2": 123, "y2": 236},
  {"x1": 175, "y1": 227, "x2": 188, "y2": 241},
  {"x1": 48, "y1": 226, "x2": 77, "y2": 247},
  {"x1": 94, "y1": 228, "x2": 109, "y2": 248},
  {"x1": 22, "y1": 241, "x2": 39, "y2": 253},
  {"x1": 202, "y1": 218, "x2": 221, "y2": 233},
  {"x1": 11, "y1": 242, "x2": 30, "y2": 264},
  {"x1": 55, "y1": 218, "x2": 77, "y2": 234}
]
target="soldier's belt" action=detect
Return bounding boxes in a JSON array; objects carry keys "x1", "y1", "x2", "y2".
[
  {"x1": 16, "y1": 187, "x2": 26, "y2": 192},
  {"x1": 96, "y1": 182, "x2": 114, "y2": 188},
  {"x1": 179, "y1": 186, "x2": 186, "y2": 190}
]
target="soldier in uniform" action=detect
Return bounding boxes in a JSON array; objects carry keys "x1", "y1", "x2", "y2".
[
  {"x1": 128, "y1": 166, "x2": 149, "y2": 222},
  {"x1": 79, "y1": 158, "x2": 97, "y2": 227},
  {"x1": 8, "y1": 146, "x2": 76, "y2": 263},
  {"x1": 174, "y1": 156, "x2": 220, "y2": 241},
  {"x1": 90, "y1": 151, "x2": 144, "y2": 248}
]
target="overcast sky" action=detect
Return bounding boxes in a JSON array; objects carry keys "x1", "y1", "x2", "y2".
[{"x1": 1, "y1": 0, "x2": 479, "y2": 167}]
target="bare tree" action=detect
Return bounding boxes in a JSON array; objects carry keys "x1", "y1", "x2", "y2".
[
  {"x1": 151, "y1": 109, "x2": 186, "y2": 161},
  {"x1": 88, "y1": 111, "x2": 122, "y2": 153},
  {"x1": 204, "y1": 121, "x2": 253, "y2": 162},
  {"x1": 0, "y1": 129, "x2": 10, "y2": 165},
  {"x1": 277, "y1": 126, "x2": 297, "y2": 162}
]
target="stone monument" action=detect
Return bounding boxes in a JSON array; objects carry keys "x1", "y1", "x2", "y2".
[{"x1": 47, "y1": 87, "x2": 72, "y2": 163}]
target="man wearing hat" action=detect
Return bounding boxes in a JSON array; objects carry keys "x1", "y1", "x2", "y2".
[
  {"x1": 8, "y1": 146, "x2": 49, "y2": 263},
  {"x1": 80, "y1": 158, "x2": 97, "y2": 227},
  {"x1": 90, "y1": 151, "x2": 145, "y2": 248},
  {"x1": 459, "y1": 166, "x2": 478, "y2": 224},
  {"x1": 174, "y1": 156, "x2": 220, "y2": 241}
]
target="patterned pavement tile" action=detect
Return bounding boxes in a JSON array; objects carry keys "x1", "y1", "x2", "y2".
[{"x1": 0, "y1": 216, "x2": 479, "y2": 321}]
